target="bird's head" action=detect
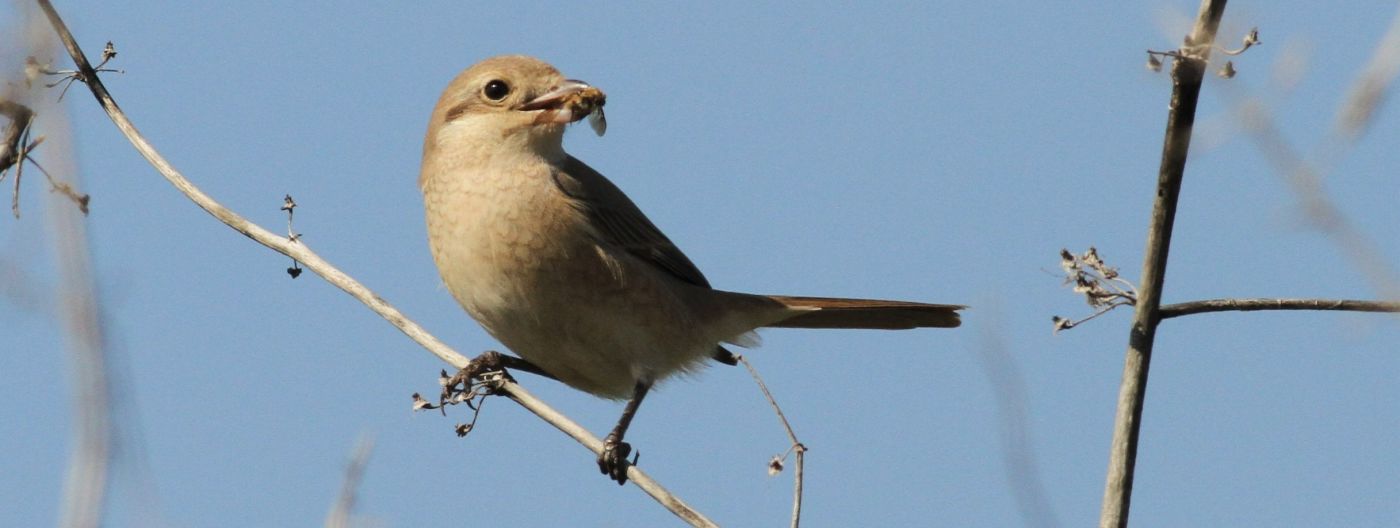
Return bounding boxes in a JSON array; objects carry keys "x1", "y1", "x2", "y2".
[{"x1": 424, "y1": 55, "x2": 603, "y2": 164}]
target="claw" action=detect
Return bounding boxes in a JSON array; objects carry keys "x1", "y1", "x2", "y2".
[{"x1": 598, "y1": 435, "x2": 633, "y2": 485}]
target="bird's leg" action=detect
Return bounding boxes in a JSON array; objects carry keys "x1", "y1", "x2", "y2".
[{"x1": 599, "y1": 380, "x2": 651, "y2": 485}]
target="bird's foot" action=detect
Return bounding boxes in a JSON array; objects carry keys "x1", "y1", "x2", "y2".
[
  {"x1": 436, "y1": 351, "x2": 515, "y2": 408},
  {"x1": 598, "y1": 433, "x2": 638, "y2": 485}
]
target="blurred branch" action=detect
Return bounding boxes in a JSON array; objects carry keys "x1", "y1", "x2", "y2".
[
  {"x1": 33, "y1": 1, "x2": 715, "y2": 526},
  {"x1": 737, "y1": 355, "x2": 806, "y2": 528},
  {"x1": 1100, "y1": 2, "x2": 1228, "y2": 528},
  {"x1": 5, "y1": 7, "x2": 115, "y2": 527},
  {"x1": 1160, "y1": 298, "x2": 1400, "y2": 319},
  {"x1": 977, "y1": 317, "x2": 1061, "y2": 528},
  {"x1": 324, "y1": 434, "x2": 374, "y2": 528},
  {"x1": 1235, "y1": 102, "x2": 1400, "y2": 300},
  {"x1": 53, "y1": 125, "x2": 111, "y2": 528},
  {"x1": 1335, "y1": 12, "x2": 1400, "y2": 140},
  {"x1": 1225, "y1": 11, "x2": 1400, "y2": 302}
]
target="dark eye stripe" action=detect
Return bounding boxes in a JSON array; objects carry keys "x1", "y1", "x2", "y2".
[{"x1": 443, "y1": 100, "x2": 475, "y2": 122}]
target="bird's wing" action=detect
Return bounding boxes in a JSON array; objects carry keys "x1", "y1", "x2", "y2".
[{"x1": 553, "y1": 155, "x2": 711, "y2": 288}]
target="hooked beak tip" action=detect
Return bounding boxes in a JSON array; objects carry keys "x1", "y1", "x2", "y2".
[{"x1": 519, "y1": 79, "x2": 593, "y2": 111}]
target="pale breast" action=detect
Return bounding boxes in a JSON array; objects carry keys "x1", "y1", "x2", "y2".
[{"x1": 422, "y1": 164, "x2": 719, "y2": 397}]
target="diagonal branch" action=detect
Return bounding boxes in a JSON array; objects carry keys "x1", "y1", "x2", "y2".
[
  {"x1": 1100, "y1": 1, "x2": 1228, "y2": 527},
  {"x1": 33, "y1": 1, "x2": 715, "y2": 526},
  {"x1": 1160, "y1": 298, "x2": 1400, "y2": 319}
]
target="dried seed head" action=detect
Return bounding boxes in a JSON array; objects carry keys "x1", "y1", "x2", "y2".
[
  {"x1": 1218, "y1": 61, "x2": 1237, "y2": 79},
  {"x1": 1147, "y1": 53, "x2": 1163, "y2": 73}
]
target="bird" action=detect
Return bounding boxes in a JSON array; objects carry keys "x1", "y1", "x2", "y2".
[{"x1": 419, "y1": 55, "x2": 963, "y2": 484}]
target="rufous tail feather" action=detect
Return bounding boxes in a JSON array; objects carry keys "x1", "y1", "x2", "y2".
[{"x1": 763, "y1": 295, "x2": 963, "y2": 330}]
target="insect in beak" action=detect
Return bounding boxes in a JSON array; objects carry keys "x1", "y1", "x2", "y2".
[{"x1": 520, "y1": 79, "x2": 607, "y2": 136}]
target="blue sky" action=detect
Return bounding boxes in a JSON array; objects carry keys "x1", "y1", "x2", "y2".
[{"x1": 2, "y1": 2, "x2": 1397, "y2": 527}]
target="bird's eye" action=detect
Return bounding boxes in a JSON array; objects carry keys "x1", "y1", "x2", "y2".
[{"x1": 483, "y1": 79, "x2": 510, "y2": 101}]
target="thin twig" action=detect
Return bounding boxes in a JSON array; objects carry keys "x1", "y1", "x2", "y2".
[
  {"x1": 1100, "y1": 2, "x2": 1228, "y2": 527},
  {"x1": 324, "y1": 433, "x2": 374, "y2": 528},
  {"x1": 25, "y1": 153, "x2": 90, "y2": 214},
  {"x1": 35, "y1": 0, "x2": 470, "y2": 372},
  {"x1": 33, "y1": 1, "x2": 715, "y2": 525},
  {"x1": 1160, "y1": 298, "x2": 1400, "y2": 319},
  {"x1": 737, "y1": 355, "x2": 805, "y2": 528}
]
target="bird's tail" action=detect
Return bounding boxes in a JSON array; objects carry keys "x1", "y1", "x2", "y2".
[{"x1": 760, "y1": 295, "x2": 963, "y2": 329}]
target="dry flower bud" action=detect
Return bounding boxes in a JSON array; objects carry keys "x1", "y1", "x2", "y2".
[{"x1": 1218, "y1": 61, "x2": 1237, "y2": 79}]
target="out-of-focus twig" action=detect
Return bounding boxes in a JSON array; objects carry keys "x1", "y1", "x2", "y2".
[
  {"x1": 5, "y1": 7, "x2": 114, "y2": 528},
  {"x1": 1224, "y1": 9, "x2": 1400, "y2": 303},
  {"x1": 51, "y1": 126, "x2": 110, "y2": 528},
  {"x1": 324, "y1": 434, "x2": 374, "y2": 528},
  {"x1": 1335, "y1": 13, "x2": 1400, "y2": 140},
  {"x1": 977, "y1": 315, "x2": 1061, "y2": 528},
  {"x1": 36, "y1": 53, "x2": 111, "y2": 528}
]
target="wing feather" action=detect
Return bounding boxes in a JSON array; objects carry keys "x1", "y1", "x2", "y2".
[{"x1": 552, "y1": 156, "x2": 711, "y2": 288}]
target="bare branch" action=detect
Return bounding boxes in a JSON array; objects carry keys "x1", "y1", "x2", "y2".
[
  {"x1": 37, "y1": 0, "x2": 472, "y2": 369},
  {"x1": 737, "y1": 355, "x2": 805, "y2": 528},
  {"x1": 1160, "y1": 298, "x2": 1400, "y2": 319},
  {"x1": 25, "y1": 153, "x2": 90, "y2": 214},
  {"x1": 1100, "y1": 2, "x2": 1228, "y2": 527},
  {"x1": 1215, "y1": 8, "x2": 1400, "y2": 302},
  {"x1": 33, "y1": 1, "x2": 716, "y2": 525},
  {"x1": 1234, "y1": 99, "x2": 1400, "y2": 301}
]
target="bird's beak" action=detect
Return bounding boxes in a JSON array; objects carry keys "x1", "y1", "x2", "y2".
[{"x1": 520, "y1": 79, "x2": 604, "y2": 126}]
